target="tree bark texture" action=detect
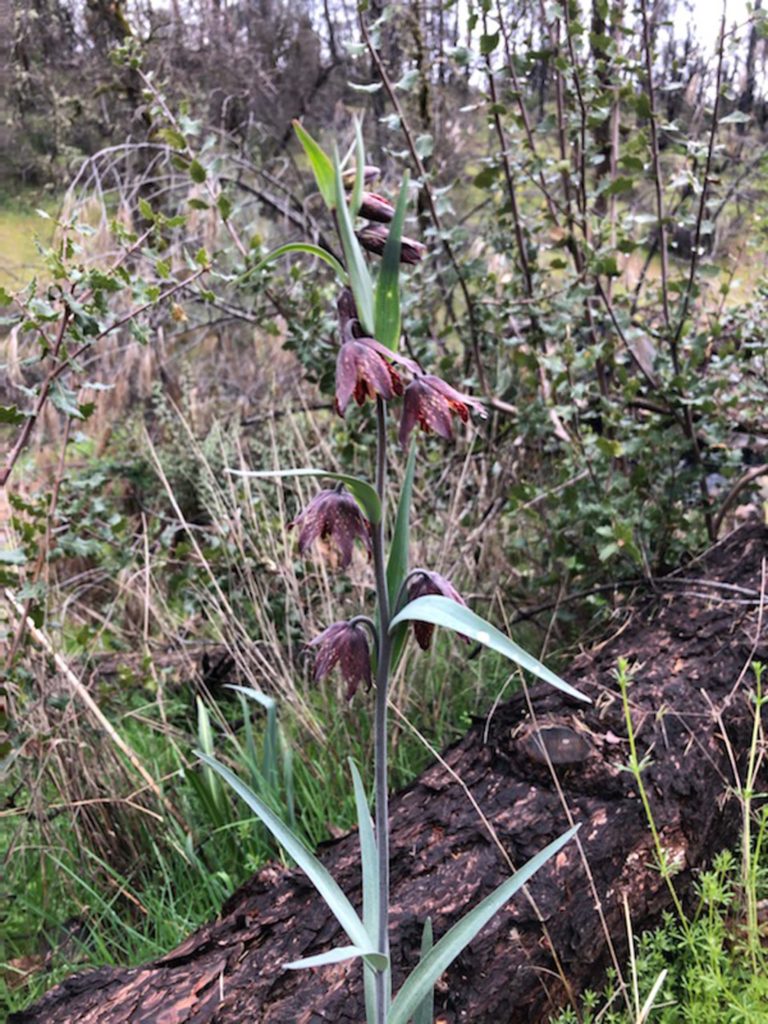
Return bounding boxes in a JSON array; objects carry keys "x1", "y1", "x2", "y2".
[{"x1": 12, "y1": 522, "x2": 768, "y2": 1024}]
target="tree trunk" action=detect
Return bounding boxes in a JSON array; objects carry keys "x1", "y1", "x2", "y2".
[{"x1": 12, "y1": 522, "x2": 768, "y2": 1024}]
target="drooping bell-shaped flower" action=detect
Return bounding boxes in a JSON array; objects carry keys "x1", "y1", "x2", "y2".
[
  {"x1": 357, "y1": 223, "x2": 427, "y2": 264},
  {"x1": 289, "y1": 486, "x2": 371, "y2": 569},
  {"x1": 407, "y1": 569, "x2": 469, "y2": 650},
  {"x1": 309, "y1": 620, "x2": 372, "y2": 699},
  {"x1": 399, "y1": 374, "x2": 487, "y2": 449},
  {"x1": 335, "y1": 336, "x2": 404, "y2": 415}
]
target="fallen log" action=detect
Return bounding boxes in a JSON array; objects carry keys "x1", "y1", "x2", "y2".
[{"x1": 12, "y1": 522, "x2": 768, "y2": 1024}]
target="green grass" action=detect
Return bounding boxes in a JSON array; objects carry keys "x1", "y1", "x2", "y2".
[
  {"x1": 551, "y1": 846, "x2": 768, "y2": 1024},
  {"x1": 0, "y1": 192, "x2": 57, "y2": 292}
]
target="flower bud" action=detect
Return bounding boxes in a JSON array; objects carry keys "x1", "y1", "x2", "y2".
[
  {"x1": 359, "y1": 192, "x2": 395, "y2": 224},
  {"x1": 342, "y1": 165, "x2": 380, "y2": 189},
  {"x1": 357, "y1": 224, "x2": 427, "y2": 264}
]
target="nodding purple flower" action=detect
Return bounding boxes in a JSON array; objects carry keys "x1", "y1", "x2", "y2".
[
  {"x1": 359, "y1": 192, "x2": 395, "y2": 223},
  {"x1": 309, "y1": 620, "x2": 372, "y2": 699},
  {"x1": 335, "y1": 337, "x2": 404, "y2": 415},
  {"x1": 289, "y1": 487, "x2": 371, "y2": 569},
  {"x1": 407, "y1": 570, "x2": 469, "y2": 650},
  {"x1": 357, "y1": 223, "x2": 427, "y2": 264},
  {"x1": 399, "y1": 374, "x2": 487, "y2": 449}
]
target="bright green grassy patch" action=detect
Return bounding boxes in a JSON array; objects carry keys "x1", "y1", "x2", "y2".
[
  {"x1": 0, "y1": 192, "x2": 57, "y2": 292},
  {"x1": 551, "y1": 843, "x2": 768, "y2": 1024}
]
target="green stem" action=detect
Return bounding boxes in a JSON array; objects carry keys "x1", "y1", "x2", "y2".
[
  {"x1": 372, "y1": 397, "x2": 392, "y2": 1022},
  {"x1": 617, "y1": 660, "x2": 687, "y2": 927}
]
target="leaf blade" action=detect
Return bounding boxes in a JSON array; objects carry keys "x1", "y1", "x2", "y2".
[
  {"x1": 285, "y1": 945, "x2": 387, "y2": 971},
  {"x1": 374, "y1": 172, "x2": 410, "y2": 351},
  {"x1": 388, "y1": 826, "x2": 581, "y2": 1024},
  {"x1": 248, "y1": 242, "x2": 348, "y2": 284},
  {"x1": 196, "y1": 751, "x2": 369, "y2": 950},
  {"x1": 349, "y1": 759, "x2": 379, "y2": 943},
  {"x1": 351, "y1": 118, "x2": 366, "y2": 218},
  {"x1": 293, "y1": 121, "x2": 335, "y2": 208},
  {"x1": 227, "y1": 467, "x2": 382, "y2": 525},
  {"x1": 333, "y1": 146, "x2": 375, "y2": 333},
  {"x1": 413, "y1": 918, "x2": 434, "y2": 1024},
  {"x1": 389, "y1": 596, "x2": 590, "y2": 703}
]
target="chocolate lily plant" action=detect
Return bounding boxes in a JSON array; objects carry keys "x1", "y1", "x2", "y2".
[{"x1": 198, "y1": 122, "x2": 591, "y2": 1024}]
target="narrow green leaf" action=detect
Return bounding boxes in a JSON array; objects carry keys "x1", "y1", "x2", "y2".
[
  {"x1": 389, "y1": 596, "x2": 590, "y2": 703},
  {"x1": 374, "y1": 172, "x2": 410, "y2": 352},
  {"x1": 197, "y1": 751, "x2": 370, "y2": 949},
  {"x1": 388, "y1": 826, "x2": 580, "y2": 1024},
  {"x1": 249, "y1": 242, "x2": 348, "y2": 285},
  {"x1": 349, "y1": 760, "x2": 379, "y2": 944},
  {"x1": 387, "y1": 443, "x2": 417, "y2": 672},
  {"x1": 225, "y1": 686, "x2": 280, "y2": 794},
  {"x1": 352, "y1": 757, "x2": 382, "y2": 1024},
  {"x1": 413, "y1": 918, "x2": 434, "y2": 1024},
  {"x1": 333, "y1": 147, "x2": 375, "y2": 334},
  {"x1": 196, "y1": 698, "x2": 224, "y2": 815},
  {"x1": 227, "y1": 467, "x2": 382, "y2": 525},
  {"x1": 350, "y1": 760, "x2": 382, "y2": 1024},
  {"x1": 282, "y1": 731, "x2": 296, "y2": 829},
  {"x1": 224, "y1": 684, "x2": 277, "y2": 713},
  {"x1": 285, "y1": 945, "x2": 388, "y2": 971},
  {"x1": 386, "y1": 439, "x2": 416, "y2": 607},
  {"x1": 293, "y1": 121, "x2": 336, "y2": 208},
  {"x1": 351, "y1": 118, "x2": 366, "y2": 218}
]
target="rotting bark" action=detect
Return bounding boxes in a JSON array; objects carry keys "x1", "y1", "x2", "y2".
[{"x1": 11, "y1": 522, "x2": 768, "y2": 1024}]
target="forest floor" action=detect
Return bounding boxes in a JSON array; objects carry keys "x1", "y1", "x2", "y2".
[{"x1": 9, "y1": 518, "x2": 768, "y2": 1024}]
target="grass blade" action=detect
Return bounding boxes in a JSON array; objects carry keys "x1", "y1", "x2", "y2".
[
  {"x1": 196, "y1": 697, "x2": 224, "y2": 816},
  {"x1": 387, "y1": 826, "x2": 580, "y2": 1024},
  {"x1": 389, "y1": 596, "x2": 590, "y2": 703},
  {"x1": 196, "y1": 751, "x2": 369, "y2": 950},
  {"x1": 374, "y1": 172, "x2": 409, "y2": 351}
]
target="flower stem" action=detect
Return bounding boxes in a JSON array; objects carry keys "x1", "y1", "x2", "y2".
[{"x1": 372, "y1": 397, "x2": 392, "y2": 1021}]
